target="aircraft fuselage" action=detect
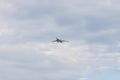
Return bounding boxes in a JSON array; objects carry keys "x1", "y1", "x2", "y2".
[{"x1": 52, "y1": 38, "x2": 68, "y2": 43}]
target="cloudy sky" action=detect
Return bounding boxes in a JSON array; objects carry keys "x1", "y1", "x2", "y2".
[{"x1": 0, "y1": 0, "x2": 120, "y2": 80}]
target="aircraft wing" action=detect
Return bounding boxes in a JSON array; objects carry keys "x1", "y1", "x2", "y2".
[
  {"x1": 52, "y1": 40, "x2": 57, "y2": 42},
  {"x1": 62, "y1": 40, "x2": 69, "y2": 42}
]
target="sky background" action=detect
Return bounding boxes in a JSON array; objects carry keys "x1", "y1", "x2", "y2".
[{"x1": 0, "y1": 0, "x2": 120, "y2": 80}]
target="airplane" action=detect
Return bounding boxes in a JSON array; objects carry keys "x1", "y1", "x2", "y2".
[{"x1": 52, "y1": 37, "x2": 69, "y2": 43}]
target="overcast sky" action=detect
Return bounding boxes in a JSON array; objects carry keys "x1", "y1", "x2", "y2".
[{"x1": 0, "y1": 0, "x2": 120, "y2": 80}]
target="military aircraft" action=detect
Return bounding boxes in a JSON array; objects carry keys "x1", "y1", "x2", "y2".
[{"x1": 52, "y1": 37, "x2": 69, "y2": 43}]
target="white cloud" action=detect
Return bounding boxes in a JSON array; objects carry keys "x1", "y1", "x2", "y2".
[
  {"x1": 0, "y1": 0, "x2": 120, "y2": 80},
  {"x1": 79, "y1": 77, "x2": 88, "y2": 80},
  {"x1": 0, "y1": 1, "x2": 15, "y2": 12},
  {"x1": 0, "y1": 41, "x2": 119, "y2": 71}
]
